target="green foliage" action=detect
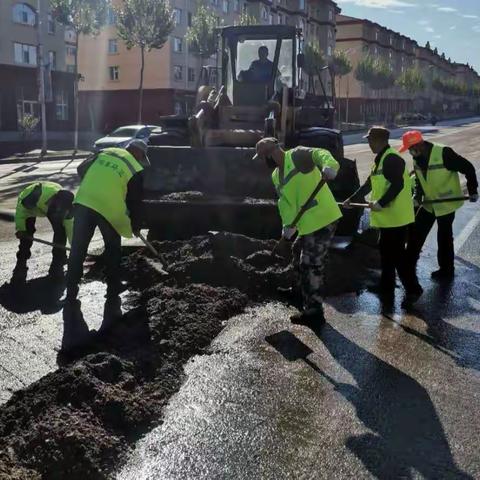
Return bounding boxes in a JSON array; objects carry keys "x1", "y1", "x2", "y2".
[
  {"x1": 235, "y1": 12, "x2": 258, "y2": 26},
  {"x1": 50, "y1": 0, "x2": 107, "y2": 35},
  {"x1": 303, "y1": 42, "x2": 326, "y2": 76},
  {"x1": 186, "y1": 4, "x2": 220, "y2": 58},
  {"x1": 396, "y1": 67, "x2": 425, "y2": 94},
  {"x1": 432, "y1": 77, "x2": 469, "y2": 96},
  {"x1": 18, "y1": 114, "x2": 39, "y2": 135},
  {"x1": 331, "y1": 50, "x2": 352, "y2": 77},
  {"x1": 115, "y1": 0, "x2": 174, "y2": 51},
  {"x1": 355, "y1": 55, "x2": 395, "y2": 90}
]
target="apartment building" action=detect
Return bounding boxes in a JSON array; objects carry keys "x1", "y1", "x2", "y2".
[
  {"x1": 77, "y1": 0, "x2": 340, "y2": 131},
  {"x1": 335, "y1": 14, "x2": 480, "y2": 123},
  {"x1": 0, "y1": 0, "x2": 74, "y2": 131}
]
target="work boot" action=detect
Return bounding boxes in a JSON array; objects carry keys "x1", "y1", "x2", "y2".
[
  {"x1": 99, "y1": 296, "x2": 123, "y2": 334},
  {"x1": 290, "y1": 308, "x2": 326, "y2": 329},
  {"x1": 431, "y1": 269, "x2": 454, "y2": 281},
  {"x1": 10, "y1": 263, "x2": 28, "y2": 286},
  {"x1": 61, "y1": 299, "x2": 91, "y2": 352},
  {"x1": 403, "y1": 286, "x2": 424, "y2": 306}
]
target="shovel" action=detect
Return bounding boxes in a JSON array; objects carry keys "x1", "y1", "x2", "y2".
[
  {"x1": 272, "y1": 178, "x2": 327, "y2": 257},
  {"x1": 26, "y1": 235, "x2": 71, "y2": 251},
  {"x1": 136, "y1": 231, "x2": 169, "y2": 275}
]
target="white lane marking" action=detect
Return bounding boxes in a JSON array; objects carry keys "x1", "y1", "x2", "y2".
[{"x1": 455, "y1": 207, "x2": 480, "y2": 254}]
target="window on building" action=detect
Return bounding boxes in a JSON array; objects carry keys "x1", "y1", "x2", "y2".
[
  {"x1": 47, "y1": 13, "x2": 55, "y2": 34},
  {"x1": 278, "y1": 14, "x2": 283, "y2": 24},
  {"x1": 173, "y1": 37, "x2": 183, "y2": 53},
  {"x1": 55, "y1": 90, "x2": 68, "y2": 121},
  {"x1": 327, "y1": 45, "x2": 332, "y2": 56},
  {"x1": 329, "y1": 8, "x2": 334, "y2": 21},
  {"x1": 173, "y1": 8, "x2": 182, "y2": 26},
  {"x1": 66, "y1": 65, "x2": 75, "y2": 73},
  {"x1": 174, "y1": 65, "x2": 183, "y2": 81},
  {"x1": 299, "y1": 0, "x2": 305, "y2": 10},
  {"x1": 222, "y1": 0, "x2": 229, "y2": 14},
  {"x1": 14, "y1": 43, "x2": 37, "y2": 66},
  {"x1": 108, "y1": 39, "x2": 118, "y2": 54},
  {"x1": 269, "y1": 13, "x2": 274, "y2": 25},
  {"x1": 374, "y1": 46, "x2": 378, "y2": 55},
  {"x1": 375, "y1": 30, "x2": 379, "y2": 41},
  {"x1": 13, "y1": 3, "x2": 36, "y2": 26},
  {"x1": 66, "y1": 46, "x2": 76, "y2": 57},
  {"x1": 211, "y1": 0, "x2": 219, "y2": 6},
  {"x1": 188, "y1": 67, "x2": 195, "y2": 82},
  {"x1": 109, "y1": 66, "x2": 119, "y2": 81},
  {"x1": 174, "y1": 101, "x2": 183, "y2": 115},
  {"x1": 188, "y1": 12, "x2": 192, "y2": 27},
  {"x1": 262, "y1": 7, "x2": 268, "y2": 22},
  {"x1": 328, "y1": 28, "x2": 333, "y2": 40},
  {"x1": 48, "y1": 51, "x2": 56, "y2": 70},
  {"x1": 234, "y1": 0, "x2": 240, "y2": 12},
  {"x1": 106, "y1": 7, "x2": 117, "y2": 25}
]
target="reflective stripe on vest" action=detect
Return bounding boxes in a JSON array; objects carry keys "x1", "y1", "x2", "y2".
[
  {"x1": 272, "y1": 149, "x2": 342, "y2": 236},
  {"x1": 74, "y1": 148, "x2": 144, "y2": 238},
  {"x1": 370, "y1": 147, "x2": 415, "y2": 228},
  {"x1": 414, "y1": 143, "x2": 463, "y2": 217}
]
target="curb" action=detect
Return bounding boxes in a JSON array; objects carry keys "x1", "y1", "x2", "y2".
[{"x1": 0, "y1": 153, "x2": 90, "y2": 165}]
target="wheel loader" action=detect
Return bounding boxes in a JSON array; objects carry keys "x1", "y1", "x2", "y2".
[{"x1": 144, "y1": 25, "x2": 362, "y2": 239}]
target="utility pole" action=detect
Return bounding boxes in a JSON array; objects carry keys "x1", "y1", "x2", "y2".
[{"x1": 36, "y1": 0, "x2": 47, "y2": 155}]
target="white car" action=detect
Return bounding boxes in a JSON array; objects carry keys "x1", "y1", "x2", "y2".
[{"x1": 93, "y1": 125, "x2": 159, "y2": 151}]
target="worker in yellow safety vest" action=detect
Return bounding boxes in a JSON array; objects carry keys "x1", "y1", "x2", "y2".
[
  {"x1": 344, "y1": 127, "x2": 421, "y2": 303},
  {"x1": 400, "y1": 130, "x2": 478, "y2": 282},
  {"x1": 65, "y1": 140, "x2": 149, "y2": 305},
  {"x1": 253, "y1": 137, "x2": 342, "y2": 328},
  {"x1": 12, "y1": 181, "x2": 74, "y2": 285}
]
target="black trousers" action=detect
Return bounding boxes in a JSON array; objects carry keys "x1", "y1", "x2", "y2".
[
  {"x1": 379, "y1": 225, "x2": 417, "y2": 293},
  {"x1": 66, "y1": 204, "x2": 121, "y2": 299},
  {"x1": 406, "y1": 208, "x2": 455, "y2": 273},
  {"x1": 16, "y1": 215, "x2": 67, "y2": 266}
]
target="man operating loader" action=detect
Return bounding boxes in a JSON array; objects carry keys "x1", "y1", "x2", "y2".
[
  {"x1": 12, "y1": 181, "x2": 74, "y2": 285},
  {"x1": 253, "y1": 137, "x2": 342, "y2": 328}
]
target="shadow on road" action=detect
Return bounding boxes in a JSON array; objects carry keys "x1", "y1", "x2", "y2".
[
  {"x1": 266, "y1": 328, "x2": 473, "y2": 480},
  {"x1": 0, "y1": 276, "x2": 64, "y2": 314},
  {"x1": 57, "y1": 298, "x2": 154, "y2": 370}
]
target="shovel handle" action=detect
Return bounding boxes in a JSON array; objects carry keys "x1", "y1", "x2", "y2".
[
  {"x1": 26, "y1": 236, "x2": 71, "y2": 251},
  {"x1": 137, "y1": 232, "x2": 160, "y2": 257},
  {"x1": 338, "y1": 202, "x2": 370, "y2": 209}
]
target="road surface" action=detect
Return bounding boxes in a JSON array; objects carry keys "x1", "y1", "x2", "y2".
[{"x1": 0, "y1": 118, "x2": 479, "y2": 478}]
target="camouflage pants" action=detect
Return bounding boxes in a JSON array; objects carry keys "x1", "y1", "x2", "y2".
[{"x1": 292, "y1": 222, "x2": 337, "y2": 312}]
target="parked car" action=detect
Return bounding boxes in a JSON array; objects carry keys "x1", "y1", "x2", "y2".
[{"x1": 93, "y1": 125, "x2": 159, "y2": 151}]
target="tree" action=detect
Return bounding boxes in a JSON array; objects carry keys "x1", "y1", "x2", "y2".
[
  {"x1": 50, "y1": 0, "x2": 108, "y2": 152},
  {"x1": 186, "y1": 4, "x2": 219, "y2": 61},
  {"x1": 235, "y1": 12, "x2": 258, "y2": 26},
  {"x1": 115, "y1": 0, "x2": 174, "y2": 123},
  {"x1": 396, "y1": 67, "x2": 425, "y2": 95},
  {"x1": 303, "y1": 42, "x2": 326, "y2": 94},
  {"x1": 330, "y1": 50, "x2": 352, "y2": 123}
]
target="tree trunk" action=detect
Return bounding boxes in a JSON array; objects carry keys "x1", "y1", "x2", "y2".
[
  {"x1": 138, "y1": 45, "x2": 145, "y2": 124},
  {"x1": 74, "y1": 35, "x2": 79, "y2": 153}
]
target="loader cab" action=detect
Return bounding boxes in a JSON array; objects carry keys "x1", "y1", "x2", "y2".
[{"x1": 221, "y1": 25, "x2": 303, "y2": 107}]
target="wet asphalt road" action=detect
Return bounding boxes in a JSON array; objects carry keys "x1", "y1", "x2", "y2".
[
  {"x1": 117, "y1": 200, "x2": 480, "y2": 479},
  {"x1": 0, "y1": 119, "x2": 479, "y2": 478}
]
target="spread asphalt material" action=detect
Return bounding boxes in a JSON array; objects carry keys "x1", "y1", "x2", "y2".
[{"x1": 0, "y1": 232, "x2": 379, "y2": 479}]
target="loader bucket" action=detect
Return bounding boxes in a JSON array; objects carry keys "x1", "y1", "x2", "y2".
[{"x1": 143, "y1": 145, "x2": 362, "y2": 240}]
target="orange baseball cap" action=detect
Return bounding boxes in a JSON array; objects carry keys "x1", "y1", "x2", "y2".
[{"x1": 398, "y1": 130, "x2": 424, "y2": 153}]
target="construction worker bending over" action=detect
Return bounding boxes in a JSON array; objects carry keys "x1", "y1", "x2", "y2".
[
  {"x1": 12, "y1": 181, "x2": 74, "y2": 285},
  {"x1": 399, "y1": 130, "x2": 478, "y2": 282},
  {"x1": 65, "y1": 140, "x2": 149, "y2": 303},
  {"x1": 344, "y1": 127, "x2": 420, "y2": 304},
  {"x1": 253, "y1": 137, "x2": 342, "y2": 328}
]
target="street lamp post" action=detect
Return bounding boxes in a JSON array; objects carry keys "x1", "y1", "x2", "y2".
[{"x1": 36, "y1": 0, "x2": 47, "y2": 155}]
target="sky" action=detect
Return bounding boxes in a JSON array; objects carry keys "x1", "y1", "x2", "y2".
[{"x1": 335, "y1": 0, "x2": 480, "y2": 72}]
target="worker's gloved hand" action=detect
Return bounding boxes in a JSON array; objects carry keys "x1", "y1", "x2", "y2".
[
  {"x1": 282, "y1": 226, "x2": 297, "y2": 241},
  {"x1": 369, "y1": 202, "x2": 383, "y2": 212},
  {"x1": 469, "y1": 193, "x2": 479, "y2": 203},
  {"x1": 322, "y1": 167, "x2": 337, "y2": 181},
  {"x1": 343, "y1": 198, "x2": 353, "y2": 209},
  {"x1": 15, "y1": 230, "x2": 28, "y2": 240}
]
